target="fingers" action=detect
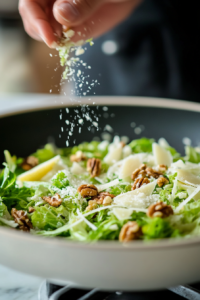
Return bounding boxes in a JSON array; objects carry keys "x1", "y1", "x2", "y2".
[
  {"x1": 65, "y1": 0, "x2": 141, "y2": 42},
  {"x1": 19, "y1": 0, "x2": 61, "y2": 47},
  {"x1": 53, "y1": 0, "x2": 105, "y2": 26}
]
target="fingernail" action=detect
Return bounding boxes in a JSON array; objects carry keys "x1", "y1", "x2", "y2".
[{"x1": 56, "y1": 2, "x2": 80, "y2": 22}]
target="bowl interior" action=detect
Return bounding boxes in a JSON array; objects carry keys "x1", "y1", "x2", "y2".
[{"x1": 0, "y1": 104, "x2": 200, "y2": 161}]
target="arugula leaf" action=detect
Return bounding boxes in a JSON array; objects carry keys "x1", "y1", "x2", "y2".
[
  {"x1": 0, "y1": 164, "x2": 16, "y2": 195},
  {"x1": 129, "y1": 138, "x2": 154, "y2": 153},
  {"x1": 0, "y1": 164, "x2": 34, "y2": 211},
  {"x1": 4, "y1": 150, "x2": 17, "y2": 173}
]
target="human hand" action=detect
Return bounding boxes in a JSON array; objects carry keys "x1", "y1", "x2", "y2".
[{"x1": 19, "y1": 0, "x2": 142, "y2": 48}]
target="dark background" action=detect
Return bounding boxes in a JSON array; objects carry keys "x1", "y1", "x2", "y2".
[{"x1": 1, "y1": 0, "x2": 200, "y2": 101}]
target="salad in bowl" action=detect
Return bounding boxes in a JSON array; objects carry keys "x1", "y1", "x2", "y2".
[{"x1": 1, "y1": 136, "x2": 200, "y2": 243}]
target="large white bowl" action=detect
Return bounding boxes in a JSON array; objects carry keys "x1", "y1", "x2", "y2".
[{"x1": 1, "y1": 95, "x2": 200, "y2": 291}]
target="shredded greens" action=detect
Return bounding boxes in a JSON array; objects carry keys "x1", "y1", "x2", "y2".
[{"x1": 1, "y1": 136, "x2": 200, "y2": 243}]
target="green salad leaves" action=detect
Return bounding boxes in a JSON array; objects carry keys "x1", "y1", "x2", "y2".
[{"x1": 1, "y1": 137, "x2": 200, "y2": 243}]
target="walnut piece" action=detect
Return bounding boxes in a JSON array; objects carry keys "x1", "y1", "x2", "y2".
[
  {"x1": 131, "y1": 164, "x2": 147, "y2": 180},
  {"x1": 92, "y1": 192, "x2": 115, "y2": 205},
  {"x1": 120, "y1": 141, "x2": 126, "y2": 148},
  {"x1": 42, "y1": 193, "x2": 62, "y2": 207},
  {"x1": 70, "y1": 151, "x2": 86, "y2": 162},
  {"x1": 157, "y1": 177, "x2": 169, "y2": 187},
  {"x1": 147, "y1": 201, "x2": 173, "y2": 218},
  {"x1": 21, "y1": 156, "x2": 39, "y2": 171},
  {"x1": 78, "y1": 184, "x2": 98, "y2": 198},
  {"x1": 119, "y1": 221, "x2": 142, "y2": 242},
  {"x1": 132, "y1": 177, "x2": 150, "y2": 190},
  {"x1": 86, "y1": 200, "x2": 98, "y2": 211},
  {"x1": 103, "y1": 196, "x2": 113, "y2": 205},
  {"x1": 11, "y1": 208, "x2": 33, "y2": 232},
  {"x1": 158, "y1": 164, "x2": 168, "y2": 172},
  {"x1": 146, "y1": 167, "x2": 163, "y2": 179},
  {"x1": 28, "y1": 207, "x2": 35, "y2": 213},
  {"x1": 87, "y1": 158, "x2": 101, "y2": 177}
]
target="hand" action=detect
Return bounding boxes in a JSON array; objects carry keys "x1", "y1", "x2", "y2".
[{"x1": 19, "y1": 0, "x2": 142, "y2": 48}]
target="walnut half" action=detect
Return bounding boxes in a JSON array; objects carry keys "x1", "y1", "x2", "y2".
[
  {"x1": 11, "y1": 208, "x2": 33, "y2": 232},
  {"x1": 157, "y1": 176, "x2": 169, "y2": 187},
  {"x1": 86, "y1": 200, "x2": 98, "y2": 211},
  {"x1": 70, "y1": 151, "x2": 86, "y2": 162},
  {"x1": 77, "y1": 184, "x2": 98, "y2": 198},
  {"x1": 87, "y1": 158, "x2": 101, "y2": 177},
  {"x1": 21, "y1": 156, "x2": 39, "y2": 171},
  {"x1": 92, "y1": 192, "x2": 115, "y2": 205},
  {"x1": 147, "y1": 201, "x2": 173, "y2": 218},
  {"x1": 131, "y1": 164, "x2": 147, "y2": 181},
  {"x1": 132, "y1": 178, "x2": 150, "y2": 190},
  {"x1": 42, "y1": 193, "x2": 62, "y2": 207},
  {"x1": 146, "y1": 167, "x2": 163, "y2": 179},
  {"x1": 119, "y1": 221, "x2": 142, "y2": 242}
]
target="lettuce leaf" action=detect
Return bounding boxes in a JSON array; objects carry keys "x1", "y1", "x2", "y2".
[
  {"x1": 71, "y1": 141, "x2": 108, "y2": 159},
  {"x1": 142, "y1": 217, "x2": 180, "y2": 239},
  {"x1": 88, "y1": 216, "x2": 123, "y2": 241},
  {"x1": 31, "y1": 204, "x2": 68, "y2": 230},
  {"x1": 51, "y1": 172, "x2": 69, "y2": 189},
  {"x1": 185, "y1": 146, "x2": 200, "y2": 163},
  {"x1": 32, "y1": 144, "x2": 56, "y2": 163},
  {"x1": 109, "y1": 183, "x2": 131, "y2": 196},
  {"x1": 129, "y1": 138, "x2": 154, "y2": 153}
]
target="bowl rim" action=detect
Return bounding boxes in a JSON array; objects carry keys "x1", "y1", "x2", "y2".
[
  {"x1": 1, "y1": 95, "x2": 200, "y2": 118},
  {"x1": 1, "y1": 95, "x2": 200, "y2": 251}
]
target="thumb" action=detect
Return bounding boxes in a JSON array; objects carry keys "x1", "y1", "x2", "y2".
[{"x1": 53, "y1": 0, "x2": 104, "y2": 26}]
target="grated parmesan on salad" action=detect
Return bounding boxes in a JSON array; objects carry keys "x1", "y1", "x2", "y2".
[{"x1": 2, "y1": 136, "x2": 200, "y2": 242}]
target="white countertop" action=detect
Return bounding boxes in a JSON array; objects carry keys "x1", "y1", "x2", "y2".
[{"x1": 0, "y1": 265, "x2": 43, "y2": 300}]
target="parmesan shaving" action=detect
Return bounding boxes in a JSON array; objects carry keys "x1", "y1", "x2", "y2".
[
  {"x1": 77, "y1": 209, "x2": 97, "y2": 230},
  {"x1": 153, "y1": 143, "x2": 172, "y2": 166},
  {"x1": 97, "y1": 178, "x2": 120, "y2": 192},
  {"x1": 175, "y1": 185, "x2": 200, "y2": 213}
]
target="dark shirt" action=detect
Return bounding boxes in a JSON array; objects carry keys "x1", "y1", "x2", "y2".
[{"x1": 75, "y1": 0, "x2": 200, "y2": 101}]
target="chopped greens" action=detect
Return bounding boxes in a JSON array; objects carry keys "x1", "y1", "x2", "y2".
[{"x1": 1, "y1": 136, "x2": 200, "y2": 243}]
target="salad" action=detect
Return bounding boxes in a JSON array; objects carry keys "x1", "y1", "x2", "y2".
[{"x1": 1, "y1": 136, "x2": 200, "y2": 242}]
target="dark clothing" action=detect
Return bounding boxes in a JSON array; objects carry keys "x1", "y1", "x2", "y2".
[{"x1": 76, "y1": 0, "x2": 200, "y2": 101}]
